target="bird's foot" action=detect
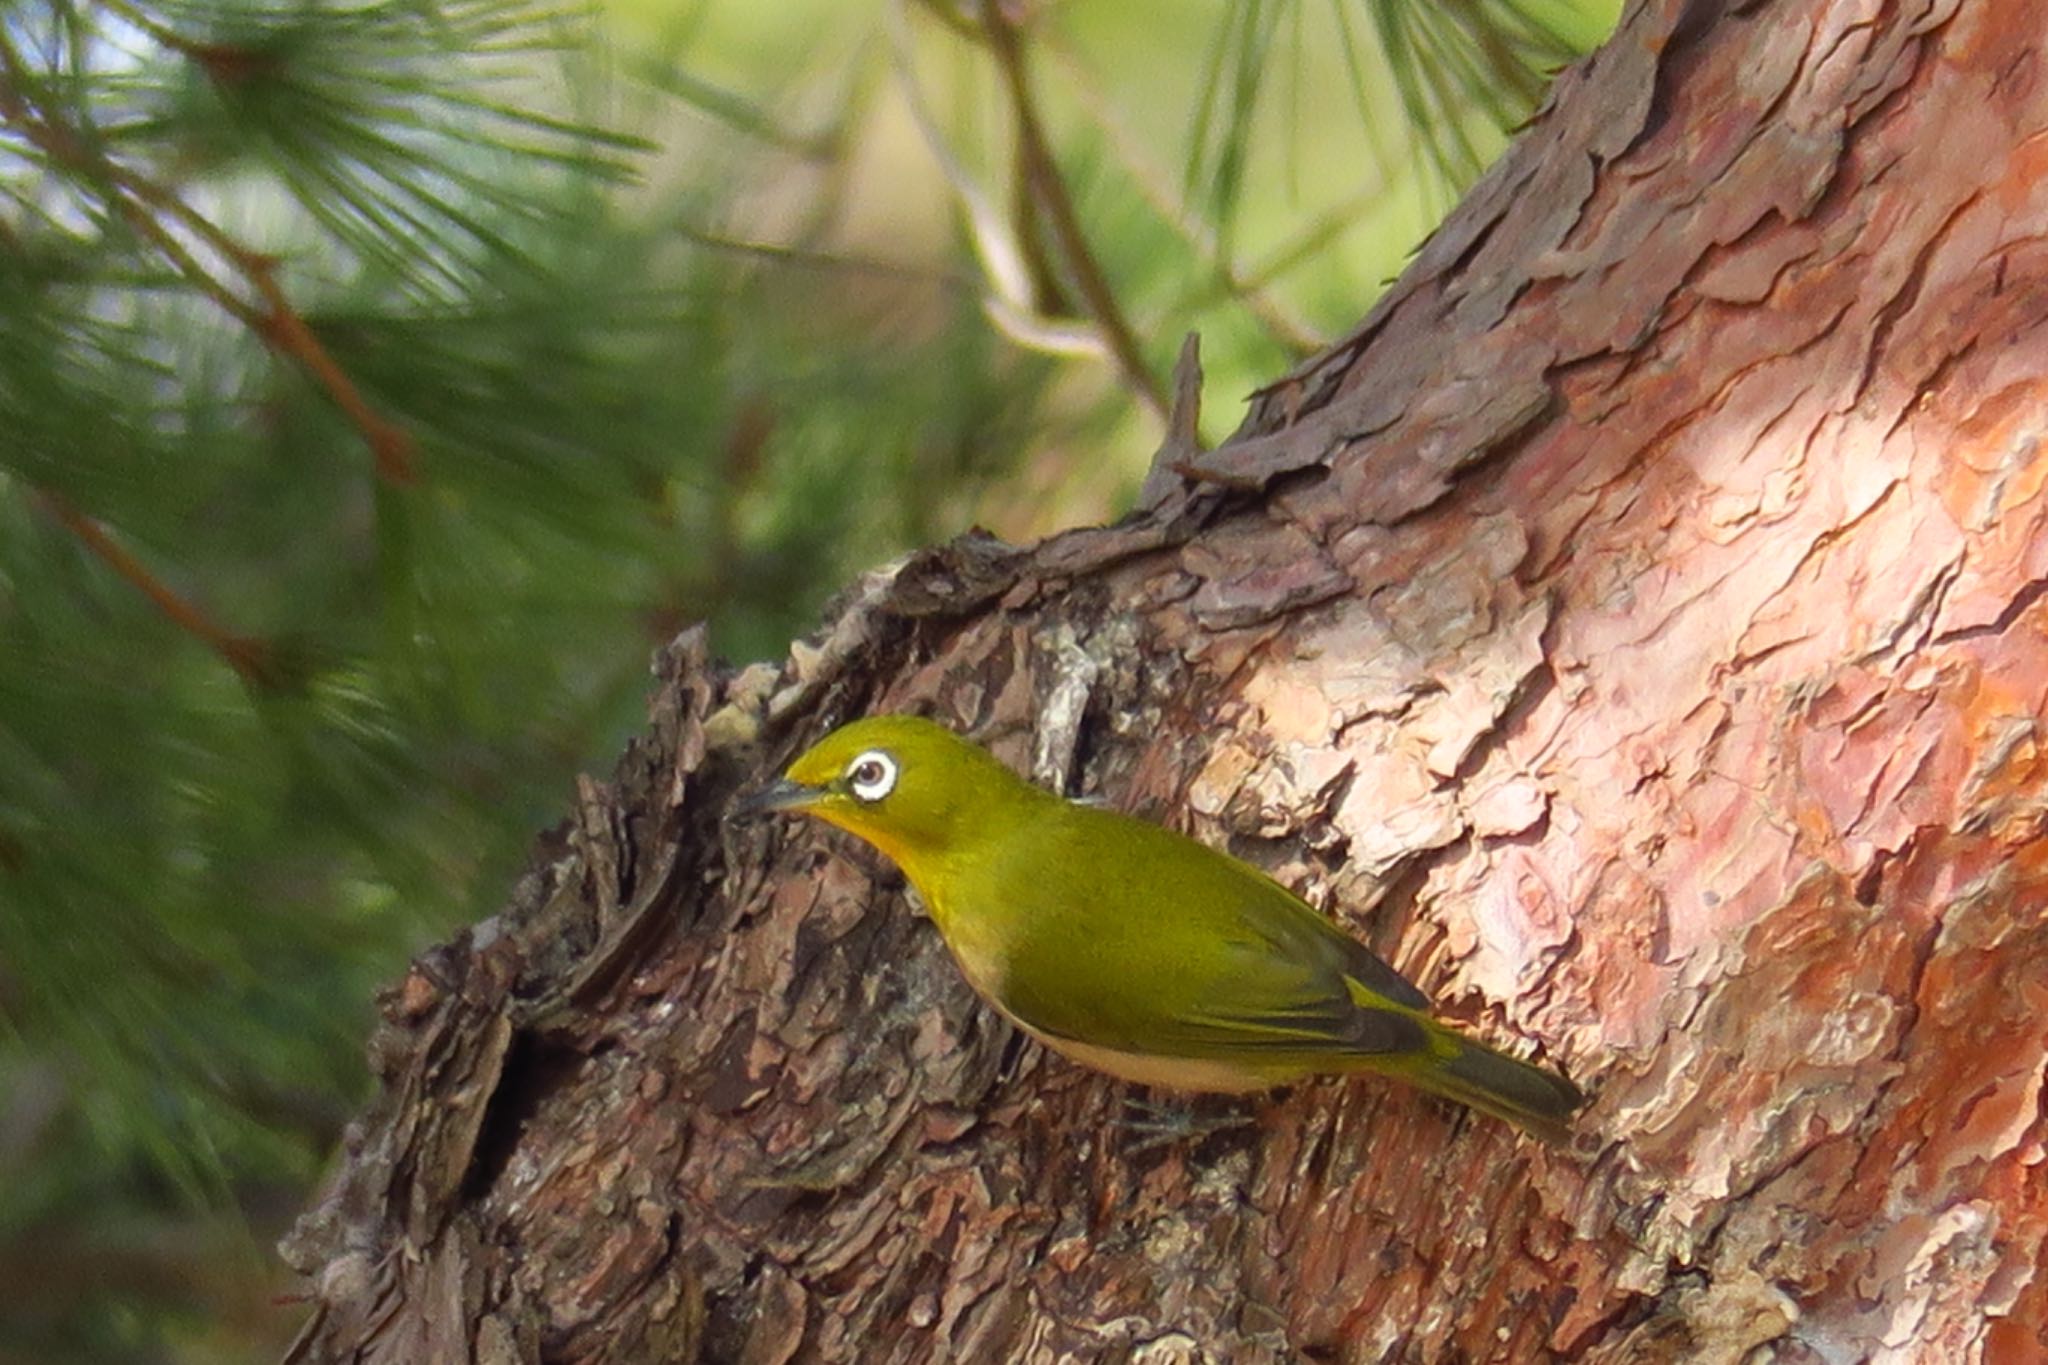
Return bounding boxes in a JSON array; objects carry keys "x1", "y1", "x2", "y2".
[{"x1": 1114, "y1": 1094, "x2": 1257, "y2": 1154}]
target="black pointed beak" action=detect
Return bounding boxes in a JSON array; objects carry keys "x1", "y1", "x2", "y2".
[{"x1": 731, "y1": 777, "x2": 823, "y2": 820}]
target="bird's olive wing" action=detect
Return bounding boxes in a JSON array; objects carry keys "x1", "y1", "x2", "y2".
[
  {"x1": 1233, "y1": 875, "x2": 1431, "y2": 1013},
  {"x1": 969, "y1": 801, "x2": 1433, "y2": 1062},
  {"x1": 993, "y1": 895, "x2": 1430, "y2": 1060},
  {"x1": 996, "y1": 951, "x2": 1429, "y2": 1059}
]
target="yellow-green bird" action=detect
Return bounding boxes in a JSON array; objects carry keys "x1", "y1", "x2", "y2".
[{"x1": 739, "y1": 715, "x2": 1584, "y2": 1137}]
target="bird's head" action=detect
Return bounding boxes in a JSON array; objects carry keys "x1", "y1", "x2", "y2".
[{"x1": 734, "y1": 714, "x2": 1031, "y2": 866}]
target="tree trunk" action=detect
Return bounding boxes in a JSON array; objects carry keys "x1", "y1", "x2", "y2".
[{"x1": 281, "y1": 0, "x2": 2048, "y2": 1360}]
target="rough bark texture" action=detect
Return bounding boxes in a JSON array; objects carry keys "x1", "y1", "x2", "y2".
[{"x1": 283, "y1": 0, "x2": 2048, "y2": 1360}]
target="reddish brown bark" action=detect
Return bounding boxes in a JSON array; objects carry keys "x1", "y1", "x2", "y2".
[{"x1": 284, "y1": 0, "x2": 2048, "y2": 1360}]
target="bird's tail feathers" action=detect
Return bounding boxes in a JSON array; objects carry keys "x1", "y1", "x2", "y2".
[{"x1": 1405, "y1": 1029, "x2": 1585, "y2": 1141}]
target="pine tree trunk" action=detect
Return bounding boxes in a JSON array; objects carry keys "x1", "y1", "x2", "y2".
[{"x1": 281, "y1": 0, "x2": 2048, "y2": 1359}]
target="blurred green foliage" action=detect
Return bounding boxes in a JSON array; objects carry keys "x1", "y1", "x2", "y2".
[{"x1": 0, "y1": 0, "x2": 1617, "y2": 1358}]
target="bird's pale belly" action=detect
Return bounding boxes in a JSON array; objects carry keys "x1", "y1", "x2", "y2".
[
  {"x1": 1028, "y1": 1030, "x2": 1284, "y2": 1094},
  {"x1": 925, "y1": 883, "x2": 1302, "y2": 1094}
]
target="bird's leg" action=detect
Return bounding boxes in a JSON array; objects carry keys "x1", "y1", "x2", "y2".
[{"x1": 1114, "y1": 1091, "x2": 1258, "y2": 1153}]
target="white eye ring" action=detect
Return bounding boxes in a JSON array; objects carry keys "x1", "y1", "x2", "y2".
[{"x1": 845, "y1": 749, "x2": 897, "y2": 802}]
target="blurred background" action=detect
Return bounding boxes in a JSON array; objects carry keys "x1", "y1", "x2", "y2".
[{"x1": 0, "y1": 0, "x2": 1619, "y2": 1359}]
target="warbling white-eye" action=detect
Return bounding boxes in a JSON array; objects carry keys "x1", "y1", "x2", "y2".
[{"x1": 738, "y1": 715, "x2": 1584, "y2": 1136}]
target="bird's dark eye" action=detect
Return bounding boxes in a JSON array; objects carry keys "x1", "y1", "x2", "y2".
[{"x1": 846, "y1": 749, "x2": 898, "y2": 802}]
